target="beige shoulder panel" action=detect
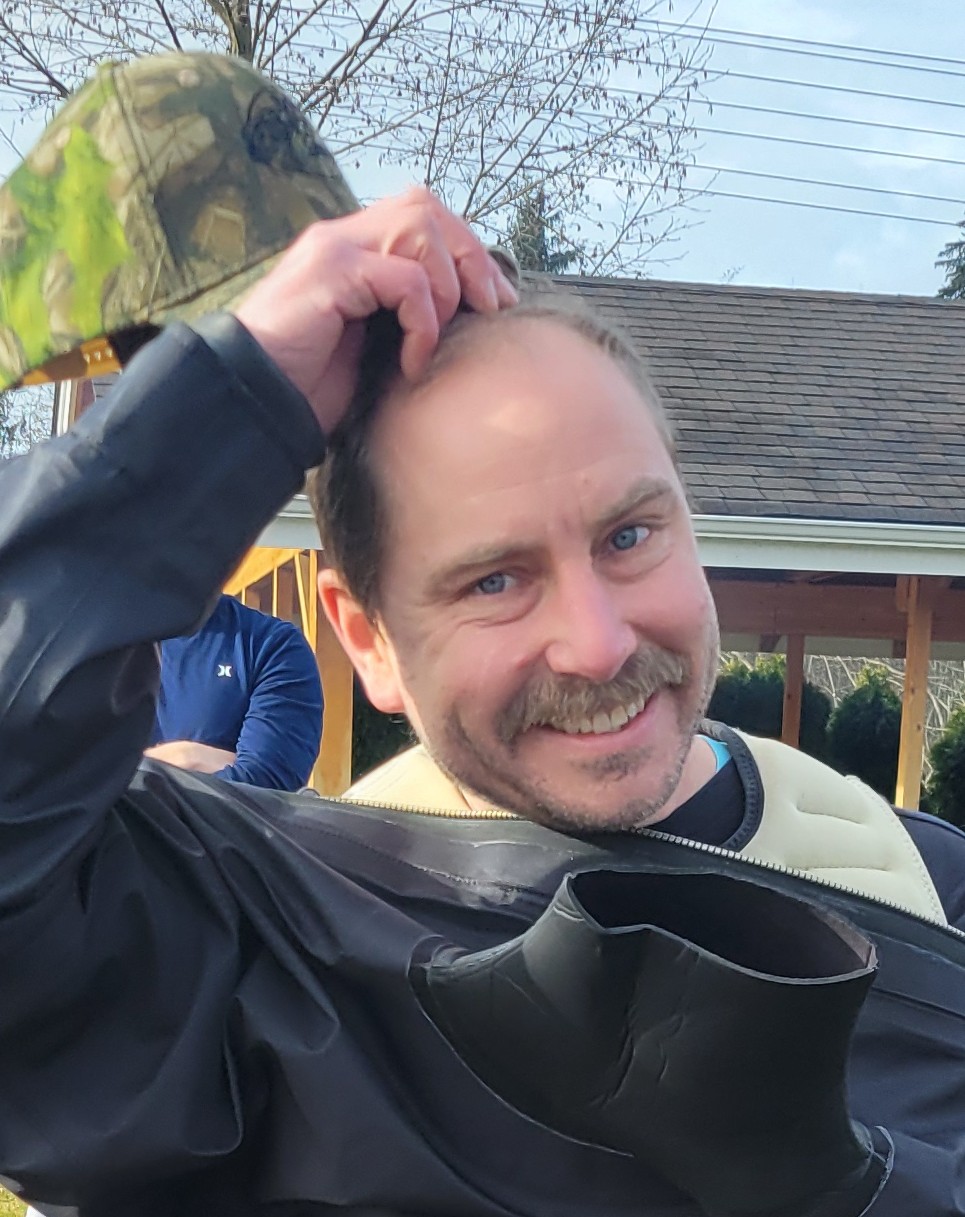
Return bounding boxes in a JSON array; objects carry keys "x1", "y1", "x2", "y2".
[
  {"x1": 343, "y1": 734, "x2": 946, "y2": 925},
  {"x1": 737, "y1": 732, "x2": 946, "y2": 925},
  {"x1": 342, "y1": 744, "x2": 477, "y2": 814}
]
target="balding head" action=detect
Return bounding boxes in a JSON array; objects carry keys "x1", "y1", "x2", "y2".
[{"x1": 307, "y1": 291, "x2": 677, "y2": 618}]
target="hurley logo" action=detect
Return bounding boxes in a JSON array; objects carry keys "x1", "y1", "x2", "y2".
[{"x1": 217, "y1": 664, "x2": 233, "y2": 678}]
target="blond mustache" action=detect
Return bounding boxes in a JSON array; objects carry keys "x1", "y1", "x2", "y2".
[{"x1": 496, "y1": 647, "x2": 689, "y2": 744}]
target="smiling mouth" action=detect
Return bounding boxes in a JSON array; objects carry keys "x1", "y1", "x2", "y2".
[{"x1": 541, "y1": 697, "x2": 651, "y2": 737}]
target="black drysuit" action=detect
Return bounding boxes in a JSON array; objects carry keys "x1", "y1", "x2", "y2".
[{"x1": 1, "y1": 321, "x2": 964, "y2": 1217}]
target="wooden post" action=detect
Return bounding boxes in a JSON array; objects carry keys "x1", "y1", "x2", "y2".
[
  {"x1": 781, "y1": 633, "x2": 805, "y2": 748},
  {"x1": 298, "y1": 551, "x2": 354, "y2": 796},
  {"x1": 895, "y1": 577, "x2": 934, "y2": 810}
]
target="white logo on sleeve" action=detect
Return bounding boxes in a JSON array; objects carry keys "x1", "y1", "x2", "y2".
[{"x1": 217, "y1": 664, "x2": 233, "y2": 678}]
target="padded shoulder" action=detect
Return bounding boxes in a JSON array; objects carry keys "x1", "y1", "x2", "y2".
[{"x1": 738, "y1": 732, "x2": 946, "y2": 926}]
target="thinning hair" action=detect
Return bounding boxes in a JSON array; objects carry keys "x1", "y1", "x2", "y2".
[{"x1": 306, "y1": 288, "x2": 676, "y2": 618}]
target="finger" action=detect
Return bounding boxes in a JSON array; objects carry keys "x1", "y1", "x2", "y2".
[
  {"x1": 344, "y1": 252, "x2": 439, "y2": 380},
  {"x1": 492, "y1": 256, "x2": 519, "y2": 308},
  {"x1": 389, "y1": 191, "x2": 466, "y2": 323},
  {"x1": 389, "y1": 190, "x2": 505, "y2": 319}
]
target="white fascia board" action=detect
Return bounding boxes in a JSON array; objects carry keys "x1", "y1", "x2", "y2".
[
  {"x1": 257, "y1": 500, "x2": 965, "y2": 579},
  {"x1": 256, "y1": 495, "x2": 321, "y2": 549},
  {"x1": 695, "y1": 515, "x2": 965, "y2": 577}
]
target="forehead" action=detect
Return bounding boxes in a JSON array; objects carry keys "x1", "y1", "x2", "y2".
[{"x1": 371, "y1": 318, "x2": 672, "y2": 490}]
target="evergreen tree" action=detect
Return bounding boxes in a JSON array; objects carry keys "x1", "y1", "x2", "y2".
[
  {"x1": 505, "y1": 186, "x2": 582, "y2": 274},
  {"x1": 927, "y1": 703, "x2": 965, "y2": 827},
  {"x1": 825, "y1": 665, "x2": 901, "y2": 798},
  {"x1": 935, "y1": 221, "x2": 965, "y2": 299},
  {"x1": 708, "y1": 655, "x2": 831, "y2": 760}
]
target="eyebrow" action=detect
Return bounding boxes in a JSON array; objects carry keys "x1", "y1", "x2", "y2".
[{"x1": 423, "y1": 475, "x2": 675, "y2": 601}]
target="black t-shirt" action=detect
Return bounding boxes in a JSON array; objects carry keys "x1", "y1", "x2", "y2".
[{"x1": 667, "y1": 753, "x2": 965, "y2": 931}]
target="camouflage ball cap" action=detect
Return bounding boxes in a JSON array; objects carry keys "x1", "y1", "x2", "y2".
[{"x1": 0, "y1": 51, "x2": 359, "y2": 391}]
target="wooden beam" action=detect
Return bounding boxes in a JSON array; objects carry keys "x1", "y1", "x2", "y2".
[
  {"x1": 711, "y1": 577, "x2": 965, "y2": 643},
  {"x1": 895, "y1": 577, "x2": 934, "y2": 810},
  {"x1": 781, "y1": 634, "x2": 805, "y2": 748},
  {"x1": 224, "y1": 547, "x2": 301, "y2": 597},
  {"x1": 299, "y1": 552, "x2": 354, "y2": 797}
]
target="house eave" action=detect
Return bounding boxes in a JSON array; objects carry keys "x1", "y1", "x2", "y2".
[{"x1": 260, "y1": 499, "x2": 965, "y2": 579}]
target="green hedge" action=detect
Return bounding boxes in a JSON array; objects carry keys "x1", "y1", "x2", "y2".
[
  {"x1": 825, "y1": 666, "x2": 902, "y2": 799},
  {"x1": 927, "y1": 704, "x2": 965, "y2": 828},
  {"x1": 708, "y1": 655, "x2": 831, "y2": 759},
  {"x1": 351, "y1": 678, "x2": 413, "y2": 780}
]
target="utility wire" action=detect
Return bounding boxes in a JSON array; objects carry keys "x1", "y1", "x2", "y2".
[
  {"x1": 692, "y1": 164, "x2": 965, "y2": 208},
  {"x1": 698, "y1": 126, "x2": 965, "y2": 170},
  {"x1": 11, "y1": 22, "x2": 965, "y2": 144},
  {"x1": 708, "y1": 67, "x2": 965, "y2": 111},
  {"x1": 698, "y1": 187, "x2": 958, "y2": 227},
  {"x1": 31, "y1": 17, "x2": 965, "y2": 117},
  {"x1": 632, "y1": 17, "x2": 965, "y2": 73},
  {"x1": 327, "y1": 104, "x2": 965, "y2": 208},
  {"x1": 691, "y1": 97, "x2": 965, "y2": 142},
  {"x1": 325, "y1": 133, "x2": 962, "y2": 228}
]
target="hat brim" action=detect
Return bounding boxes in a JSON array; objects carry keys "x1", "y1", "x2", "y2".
[{"x1": 13, "y1": 247, "x2": 284, "y2": 391}]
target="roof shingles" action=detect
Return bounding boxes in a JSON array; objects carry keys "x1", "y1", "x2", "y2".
[{"x1": 560, "y1": 277, "x2": 965, "y2": 526}]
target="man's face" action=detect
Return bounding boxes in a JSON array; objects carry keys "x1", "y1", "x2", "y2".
[{"x1": 365, "y1": 320, "x2": 720, "y2": 832}]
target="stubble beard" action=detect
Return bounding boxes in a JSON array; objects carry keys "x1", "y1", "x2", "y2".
[{"x1": 422, "y1": 636, "x2": 721, "y2": 834}]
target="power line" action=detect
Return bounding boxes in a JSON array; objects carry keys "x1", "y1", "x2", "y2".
[
  {"x1": 699, "y1": 187, "x2": 958, "y2": 227},
  {"x1": 289, "y1": 14, "x2": 965, "y2": 114},
  {"x1": 634, "y1": 17, "x2": 965, "y2": 73},
  {"x1": 27, "y1": 16, "x2": 965, "y2": 118},
  {"x1": 438, "y1": 1, "x2": 965, "y2": 92},
  {"x1": 709, "y1": 67, "x2": 965, "y2": 111},
  {"x1": 692, "y1": 97, "x2": 965, "y2": 142},
  {"x1": 700, "y1": 125, "x2": 965, "y2": 170},
  {"x1": 11, "y1": 20, "x2": 965, "y2": 150},
  {"x1": 692, "y1": 164, "x2": 965, "y2": 208},
  {"x1": 328, "y1": 105, "x2": 965, "y2": 209},
  {"x1": 325, "y1": 133, "x2": 962, "y2": 228}
]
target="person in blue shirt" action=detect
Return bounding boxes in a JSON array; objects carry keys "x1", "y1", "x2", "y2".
[{"x1": 145, "y1": 594, "x2": 323, "y2": 791}]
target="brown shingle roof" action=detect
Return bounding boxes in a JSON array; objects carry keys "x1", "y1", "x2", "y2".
[{"x1": 557, "y1": 277, "x2": 965, "y2": 526}]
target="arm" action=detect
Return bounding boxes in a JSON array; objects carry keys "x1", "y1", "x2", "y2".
[
  {"x1": 144, "y1": 740, "x2": 238, "y2": 771},
  {"x1": 0, "y1": 194, "x2": 514, "y2": 1202},
  {"x1": 214, "y1": 623, "x2": 323, "y2": 790},
  {"x1": 0, "y1": 319, "x2": 319, "y2": 904}
]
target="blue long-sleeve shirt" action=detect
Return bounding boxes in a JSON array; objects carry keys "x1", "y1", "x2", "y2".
[{"x1": 151, "y1": 594, "x2": 323, "y2": 790}]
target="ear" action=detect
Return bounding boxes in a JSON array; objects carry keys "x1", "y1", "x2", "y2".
[{"x1": 317, "y1": 567, "x2": 405, "y2": 714}]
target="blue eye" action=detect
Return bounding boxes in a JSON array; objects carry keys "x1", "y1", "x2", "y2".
[
  {"x1": 476, "y1": 572, "x2": 511, "y2": 595},
  {"x1": 611, "y1": 525, "x2": 648, "y2": 552}
]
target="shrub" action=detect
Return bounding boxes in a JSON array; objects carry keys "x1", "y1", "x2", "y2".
[
  {"x1": 708, "y1": 655, "x2": 831, "y2": 759},
  {"x1": 351, "y1": 678, "x2": 412, "y2": 781},
  {"x1": 927, "y1": 704, "x2": 965, "y2": 828},
  {"x1": 825, "y1": 665, "x2": 902, "y2": 798}
]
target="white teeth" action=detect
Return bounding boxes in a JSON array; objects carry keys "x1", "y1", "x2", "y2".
[{"x1": 552, "y1": 700, "x2": 647, "y2": 736}]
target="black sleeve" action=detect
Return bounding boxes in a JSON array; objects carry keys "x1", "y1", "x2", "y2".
[{"x1": 0, "y1": 319, "x2": 323, "y2": 1200}]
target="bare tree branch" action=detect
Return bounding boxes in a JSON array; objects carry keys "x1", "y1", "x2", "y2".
[
  {"x1": 153, "y1": 0, "x2": 185, "y2": 49},
  {"x1": 0, "y1": 0, "x2": 715, "y2": 274}
]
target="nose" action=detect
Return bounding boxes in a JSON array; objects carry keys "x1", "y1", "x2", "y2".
[{"x1": 542, "y1": 569, "x2": 637, "y2": 683}]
